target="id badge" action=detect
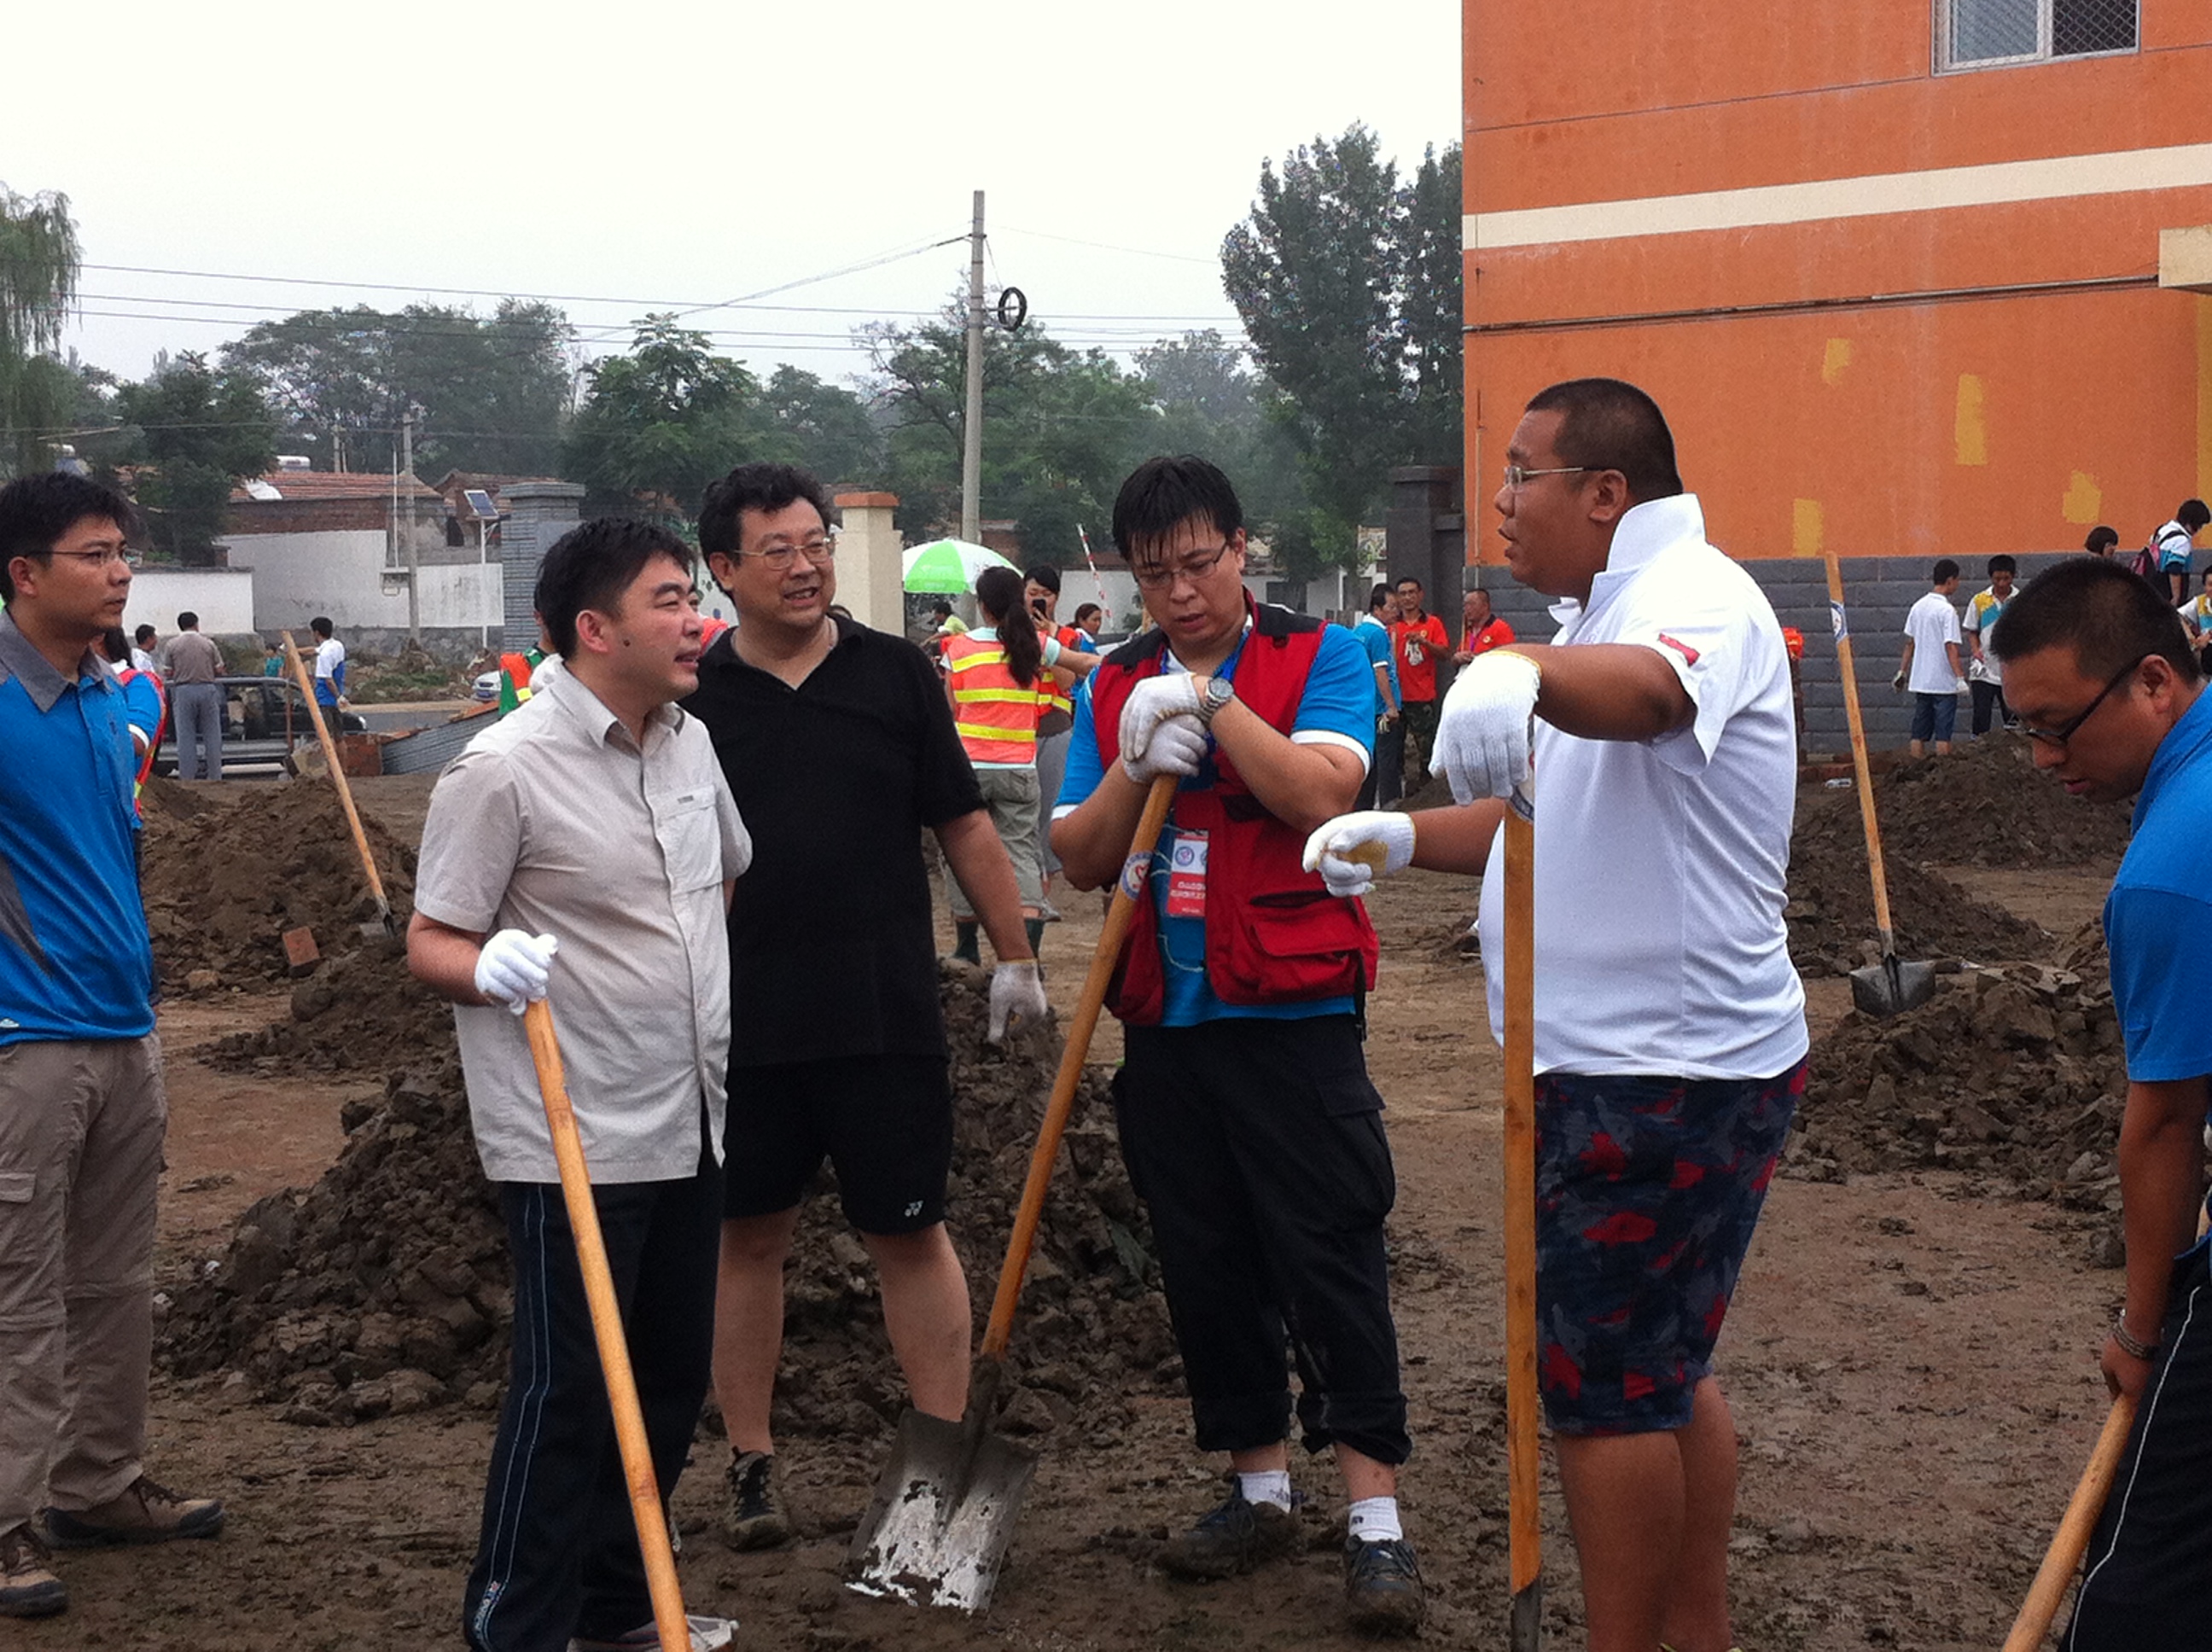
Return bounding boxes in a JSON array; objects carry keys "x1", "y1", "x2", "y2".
[{"x1": 1165, "y1": 830, "x2": 1208, "y2": 919}]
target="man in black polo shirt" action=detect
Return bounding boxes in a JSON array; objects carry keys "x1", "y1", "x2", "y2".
[{"x1": 682, "y1": 462, "x2": 1046, "y2": 1551}]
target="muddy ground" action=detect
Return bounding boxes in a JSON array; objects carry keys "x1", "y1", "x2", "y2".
[{"x1": 2, "y1": 758, "x2": 2136, "y2": 1652}]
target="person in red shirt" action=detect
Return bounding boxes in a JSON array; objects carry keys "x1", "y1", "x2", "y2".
[
  {"x1": 1390, "y1": 578, "x2": 1450, "y2": 782},
  {"x1": 1453, "y1": 587, "x2": 1515, "y2": 666}
]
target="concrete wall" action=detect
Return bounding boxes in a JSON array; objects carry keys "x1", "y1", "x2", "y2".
[
  {"x1": 123, "y1": 569, "x2": 256, "y2": 641},
  {"x1": 500, "y1": 483, "x2": 585, "y2": 652},
  {"x1": 220, "y1": 526, "x2": 502, "y2": 649}
]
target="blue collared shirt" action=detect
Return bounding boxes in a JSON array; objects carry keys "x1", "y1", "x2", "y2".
[{"x1": 2107, "y1": 685, "x2": 2212, "y2": 1083}]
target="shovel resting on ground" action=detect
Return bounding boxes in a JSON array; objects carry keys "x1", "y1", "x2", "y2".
[
  {"x1": 847, "y1": 774, "x2": 1180, "y2": 1613},
  {"x1": 281, "y1": 631, "x2": 396, "y2": 939},
  {"x1": 1502, "y1": 788, "x2": 1544, "y2": 1651},
  {"x1": 1819, "y1": 552, "x2": 1936, "y2": 1017}
]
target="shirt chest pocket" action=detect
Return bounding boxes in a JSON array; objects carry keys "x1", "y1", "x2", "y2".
[{"x1": 650, "y1": 788, "x2": 721, "y2": 893}]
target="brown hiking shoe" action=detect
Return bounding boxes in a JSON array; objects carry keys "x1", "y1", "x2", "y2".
[
  {"x1": 720, "y1": 1451, "x2": 792, "y2": 1551},
  {"x1": 40, "y1": 1475, "x2": 224, "y2": 1548},
  {"x1": 1157, "y1": 1484, "x2": 1301, "y2": 1580},
  {"x1": 0, "y1": 1523, "x2": 67, "y2": 1618}
]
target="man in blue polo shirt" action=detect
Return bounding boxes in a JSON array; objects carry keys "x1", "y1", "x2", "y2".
[
  {"x1": 0, "y1": 474, "x2": 224, "y2": 1621},
  {"x1": 1352, "y1": 583, "x2": 1401, "y2": 809},
  {"x1": 1994, "y1": 556, "x2": 2212, "y2": 1650}
]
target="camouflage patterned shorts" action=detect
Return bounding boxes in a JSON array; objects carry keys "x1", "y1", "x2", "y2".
[{"x1": 1533, "y1": 1061, "x2": 1804, "y2": 1434}]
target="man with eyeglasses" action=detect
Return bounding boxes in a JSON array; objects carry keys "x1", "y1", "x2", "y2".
[
  {"x1": 1992, "y1": 557, "x2": 2212, "y2": 1651},
  {"x1": 680, "y1": 462, "x2": 1045, "y2": 1556},
  {"x1": 0, "y1": 474, "x2": 225, "y2": 1621},
  {"x1": 1051, "y1": 456, "x2": 1424, "y2": 1636},
  {"x1": 1305, "y1": 379, "x2": 1803, "y2": 1652}
]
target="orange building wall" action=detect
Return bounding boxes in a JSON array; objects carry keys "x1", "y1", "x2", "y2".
[{"x1": 1463, "y1": 0, "x2": 2212, "y2": 561}]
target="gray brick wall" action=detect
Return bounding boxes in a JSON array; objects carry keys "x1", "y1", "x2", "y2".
[
  {"x1": 499, "y1": 483, "x2": 585, "y2": 652},
  {"x1": 1465, "y1": 550, "x2": 2094, "y2": 754}
]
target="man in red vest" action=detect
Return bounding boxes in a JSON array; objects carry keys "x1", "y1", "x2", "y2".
[{"x1": 1051, "y1": 456, "x2": 1423, "y2": 1637}]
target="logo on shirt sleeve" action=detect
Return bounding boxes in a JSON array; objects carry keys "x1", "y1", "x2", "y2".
[{"x1": 1655, "y1": 633, "x2": 1701, "y2": 667}]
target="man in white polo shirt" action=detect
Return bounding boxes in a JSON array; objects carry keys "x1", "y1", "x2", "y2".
[
  {"x1": 1301, "y1": 378, "x2": 1806, "y2": 1652},
  {"x1": 1895, "y1": 561, "x2": 1964, "y2": 757},
  {"x1": 408, "y1": 516, "x2": 751, "y2": 1652}
]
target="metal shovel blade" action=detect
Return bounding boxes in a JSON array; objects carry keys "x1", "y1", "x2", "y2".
[
  {"x1": 1848, "y1": 952, "x2": 1936, "y2": 1018},
  {"x1": 845, "y1": 1402, "x2": 1037, "y2": 1613}
]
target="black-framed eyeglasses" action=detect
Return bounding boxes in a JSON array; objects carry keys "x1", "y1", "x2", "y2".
[
  {"x1": 1132, "y1": 542, "x2": 1236, "y2": 592},
  {"x1": 737, "y1": 534, "x2": 835, "y2": 570},
  {"x1": 1501, "y1": 463, "x2": 1597, "y2": 491},
  {"x1": 48, "y1": 544, "x2": 141, "y2": 569},
  {"x1": 2019, "y1": 656, "x2": 2148, "y2": 747}
]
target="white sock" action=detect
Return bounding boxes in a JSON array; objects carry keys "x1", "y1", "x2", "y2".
[
  {"x1": 1347, "y1": 1496, "x2": 1402, "y2": 1544},
  {"x1": 1237, "y1": 1469, "x2": 1294, "y2": 1510}
]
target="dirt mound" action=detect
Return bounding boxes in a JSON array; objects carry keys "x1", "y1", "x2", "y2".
[
  {"x1": 139, "y1": 776, "x2": 415, "y2": 992},
  {"x1": 1800, "y1": 735, "x2": 2133, "y2": 870},
  {"x1": 160, "y1": 956, "x2": 1171, "y2": 1435},
  {"x1": 1784, "y1": 848, "x2": 2050, "y2": 976},
  {"x1": 1785, "y1": 923, "x2": 2127, "y2": 1202}
]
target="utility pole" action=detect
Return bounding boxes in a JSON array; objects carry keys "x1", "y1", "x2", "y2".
[
  {"x1": 399, "y1": 404, "x2": 422, "y2": 645},
  {"x1": 960, "y1": 189, "x2": 985, "y2": 545}
]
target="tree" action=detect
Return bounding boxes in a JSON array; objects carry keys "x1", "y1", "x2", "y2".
[
  {"x1": 1220, "y1": 127, "x2": 1464, "y2": 559},
  {"x1": 112, "y1": 354, "x2": 277, "y2": 564},
  {"x1": 562, "y1": 316, "x2": 769, "y2": 526},
  {"x1": 222, "y1": 301, "x2": 574, "y2": 477},
  {"x1": 757, "y1": 365, "x2": 883, "y2": 486},
  {"x1": 0, "y1": 184, "x2": 81, "y2": 480}
]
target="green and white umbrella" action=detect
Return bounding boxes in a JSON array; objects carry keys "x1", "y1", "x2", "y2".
[{"x1": 901, "y1": 538, "x2": 1018, "y2": 594}]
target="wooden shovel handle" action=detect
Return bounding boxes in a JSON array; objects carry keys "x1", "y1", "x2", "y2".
[
  {"x1": 2001, "y1": 1394, "x2": 2136, "y2": 1651},
  {"x1": 522, "y1": 1001, "x2": 691, "y2": 1652},
  {"x1": 1818, "y1": 550, "x2": 1897, "y2": 944},
  {"x1": 1502, "y1": 805, "x2": 1542, "y2": 1606},
  {"x1": 980, "y1": 774, "x2": 1179, "y2": 1362},
  {"x1": 281, "y1": 631, "x2": 389, "y2": 916}
]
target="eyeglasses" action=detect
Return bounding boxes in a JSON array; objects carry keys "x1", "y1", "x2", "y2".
[
  {"x1": 1501, "y1": 464, "x2": 1597, "y2": 491},
  {"x1": 1131, "y1": 542, "x2": 1236, "y2": 591},
  {"x1": 48, "y1": 544, "x2": 140, "y2": 569},
  {"x1": 737, "y1": 535, "x2": 835, "y2": 570},
  {"x1": 2018, "y1": 656, "x2": 2147, "y2": 747}
]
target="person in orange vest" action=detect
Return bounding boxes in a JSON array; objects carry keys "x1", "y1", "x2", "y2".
[
  {"x1": 1022, "y1": 564, "x2": 1101, "y2": 916},
  {"x1": 942, "y1": 566, "x2": 1091, "y2": 966}
]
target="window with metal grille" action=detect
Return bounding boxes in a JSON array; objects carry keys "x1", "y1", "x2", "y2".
[{"x1": 1940, "y1": 0, "x2": 2136, "y2": 68}]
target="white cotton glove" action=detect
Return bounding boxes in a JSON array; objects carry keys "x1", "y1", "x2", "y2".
[
  {"x1": 987, "y1": 960, "x2": 1048, "y2": 1044},
  {"x1": 474, "y1": 929, "x2": 558, "y2": 1015},
  {"x1": 1118, "y1": 677, "x2": 1211, "y2": 784},
  {"x1": 1429, "y1": 650, "x2": 1542, "y2": 804},
  {"x1": 1301, "y1": 811, "x2": 1417, "y2": 899}
]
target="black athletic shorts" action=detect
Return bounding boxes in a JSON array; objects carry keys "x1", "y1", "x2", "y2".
[{"x1": 721, "y1": 1054, "x2": 952, "y2": 1235}]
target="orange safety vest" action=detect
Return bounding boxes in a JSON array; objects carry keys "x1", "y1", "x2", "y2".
[
  {"x1": 943, "y1": 632, "x2": 1044, "y2": 765},
  {"x1": 1040, "y1": 623, "x2": 1085, "y2": 720}
]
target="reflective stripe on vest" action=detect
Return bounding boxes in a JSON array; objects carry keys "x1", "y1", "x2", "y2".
[
  {"x1": 1043, "y1": 624, "x2": 1082, "y2": 718},
  {"x1": 945, "y1": 634, "x2": 1041, "y2": 765}
]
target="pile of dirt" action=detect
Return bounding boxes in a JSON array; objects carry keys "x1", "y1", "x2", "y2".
[
  {"x1": 1785, "y1": 922, "x2": 2127, "y2": 1203},
  {"x1": 139, "y1": 776, "x2": 415, "y2": 992},
  {"x1": 160, "y1": 956, "x2": 1172, "y2": 1435},
  {"x1": 1784, "y1": 850, "x2": 2050, "y2": 977}
]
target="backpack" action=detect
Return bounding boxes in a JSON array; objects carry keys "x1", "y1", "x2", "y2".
[{"x1": 2126, "y1": 539, "x2": 2162, "y2": 582}]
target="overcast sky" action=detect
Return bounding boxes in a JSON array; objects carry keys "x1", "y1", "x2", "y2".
[{"x1": 4, "y1": 0, "x2": 1462, "y2": 393}]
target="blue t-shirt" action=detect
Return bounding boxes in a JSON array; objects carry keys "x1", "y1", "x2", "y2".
[
  {"x1": 2106, "y1": 686, "x2": 2212, "y2": 1083},
  {"x1": 0, "y1": 617, "x2": 157, "y2": 1044},
  {"x1": 1353, "y1": 614, "x2": 1400, "y2": 713},
  {"x1": 1059, "y1": 620, "x2": 1376, "y2": 1026}
]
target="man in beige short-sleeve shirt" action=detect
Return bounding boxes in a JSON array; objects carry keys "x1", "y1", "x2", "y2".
[{"x1": 408, "y1": 517, "x2": 749, "y2": 1652}]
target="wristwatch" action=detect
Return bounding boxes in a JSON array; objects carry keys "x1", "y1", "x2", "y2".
[{"x1": 1196, "y1": 675, "x2": 1236, "y2": 728}]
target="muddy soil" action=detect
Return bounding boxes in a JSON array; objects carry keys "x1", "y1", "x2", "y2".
[{"x1": 7, "y1": 775, "x2": 2134, "y2": 1652}]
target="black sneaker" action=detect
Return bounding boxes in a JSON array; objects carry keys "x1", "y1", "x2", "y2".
[
  {"x1": 0, "y1": 1523, "x2": 66, "y2": 1619},
  {"x1": 1157, "y1": 1484, "x2": 1301, "y2": 1580},
  {"x1": 40, "y1": 1475, "x2": 224, "y2": 1548},
  {"x1": 720, "y1": 1451, "x2": 792, "y2": 1551},
  {"x1": 1343, "y1": 1535, "x2": 1426, "y2": 1636}
]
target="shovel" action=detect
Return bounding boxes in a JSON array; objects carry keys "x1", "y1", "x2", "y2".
[
  {"x1": 522, "y1": 1000, "x2": 701, "y2": 1652},
  {"x1": 847, "y1": 773, "x2": 1180, "y2": 1612},
  {"x1": 1502, "y1": 787, "x2": 1543, "y2": 1650},
  {"x1": 1819, "y1": 552, "x2": 1936, "y2": 1017},
  {"x1": 281, "y1": 631, "x2": 396, "y2": 938},
  {"x1": 2000, "y1": 1394, "x2": 2136, "y2": 1650}
]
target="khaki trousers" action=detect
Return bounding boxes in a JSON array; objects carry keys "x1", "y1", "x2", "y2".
[{"x1": 0, "y1": 1034, "x2": 166, "y2": 1532}]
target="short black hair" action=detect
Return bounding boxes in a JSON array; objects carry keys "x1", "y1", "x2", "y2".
[
  {"x1": 1110, "y1": 456, "x2": 1243, "y2": 563},
  {"x1": 0, "y1": 473, "x2": 140, "y2": 602},
  {"x1": 928, "y1": 597, "x2": 953, "y2": 618},
  {"x1": 1931, "y1": 559, "x2": 1959, "y2": 585},
  {"x1": 697, "y1": 462, "x2": 833, "y2": 563},
  {"x1": 1991, "y1": 556, "x2": 2199, "y2": 683},
  {"x1": 99, "y1": 626, "x2": 130, "y2": 664},
  {"x1": 1024, "y1": 564, "x2": 1062, "y2": 595},
  {"x1": 1073, "y1": 602, "x2": 1102, "y2": 625},
  {"x1": 133, "y1": 623, "x2": 157, "y2": 645},
  {"x1": 533, "y1": 517, "x2": 694, "y2": 659},
  {"x1": 1367, "y1": 583, "x2": 1393, "y2": 612},
  {"x1": 2085, "y1": 526, "x2": 2119, "y2": 556},
  {"x1": 310, "y1": 616, "x2": 333, "y2": 639},
  {"x1": 2178, "y1": 499, "x2": 2211, "y2": 533},
  {"x1": 178, "y1": 611, "x2": 199, "y2": 630},
  {"x1": 1987, "y1": 555, "x2": 2017, "y2": 577},
  {"x1": 1394, "y1": 576, "x2": 1423, "y2": 591},
  {"x1": 1524, "y1": 378, "x2": 1683, "y2": 503}
]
